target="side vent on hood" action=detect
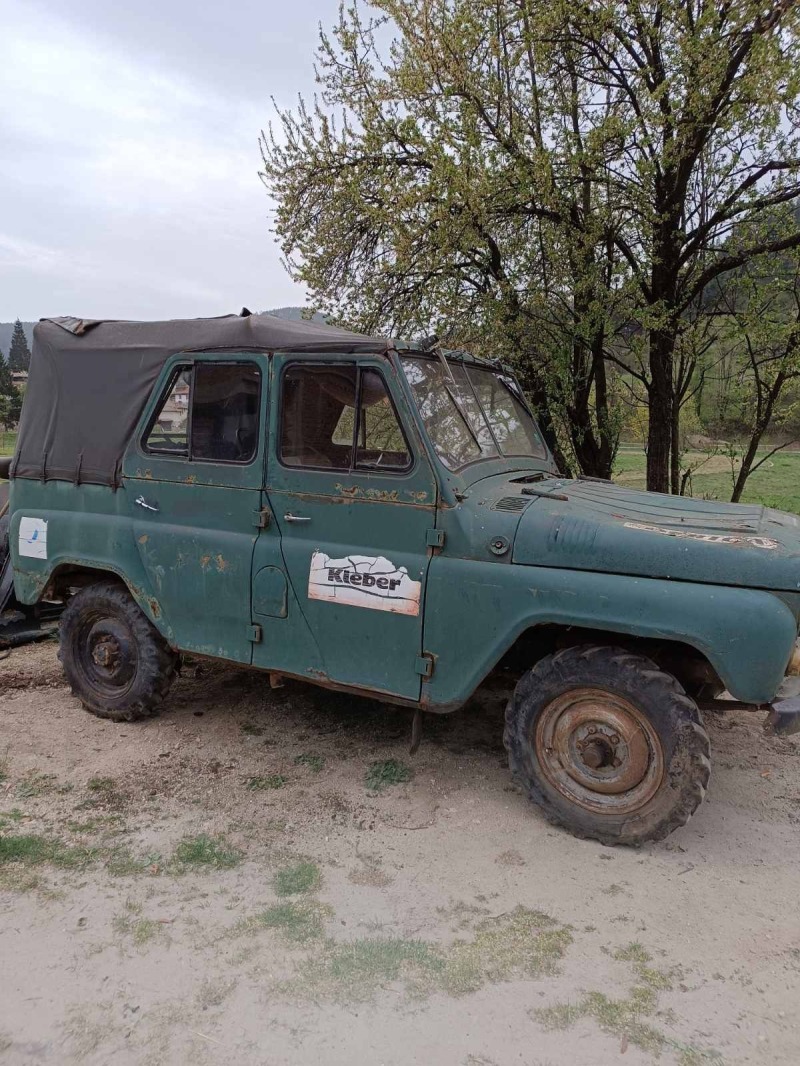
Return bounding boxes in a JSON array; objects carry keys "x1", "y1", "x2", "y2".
[{"x1": 493, "y1": 496, "x2": 531, "y2": 513}]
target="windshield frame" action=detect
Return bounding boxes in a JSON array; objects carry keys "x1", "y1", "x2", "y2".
[{"x1": 398, "y1": 351, "x2": 550, "y2": 474}]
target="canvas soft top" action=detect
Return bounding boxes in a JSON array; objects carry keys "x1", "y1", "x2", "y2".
[{"x1": 11, "y1": 312, "x2": 390, "y2": 487}]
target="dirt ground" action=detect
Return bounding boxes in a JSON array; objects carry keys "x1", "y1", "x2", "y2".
[{"x1": 1, "y1": 641, "x2": 799, "y2": 1066}]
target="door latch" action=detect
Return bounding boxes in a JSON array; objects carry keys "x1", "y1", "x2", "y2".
[
  {"x1": 425, "y1": 528, "x2": 445, "y2": 549},
  {"x1": 414, "y1": 652, "x2": 435, "y2": 678},
  {"x1": 253, "y1": 507, "x2": 271, "y2": 529}
]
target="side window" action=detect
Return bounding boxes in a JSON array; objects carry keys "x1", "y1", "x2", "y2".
[
  {"x1": 144, "y1": 362, "x2": 261, "y2": 463},
  {"x1": 144, "y1": 366, "x2": 191, "y2": 455},
  {"x1": 280, "y1": 364, "x2": 411, "y2": 472}
]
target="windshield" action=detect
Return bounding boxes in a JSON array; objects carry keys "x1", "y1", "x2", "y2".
[{"x1": 400, "y1": 356, "x2": 547, "y2": 470}]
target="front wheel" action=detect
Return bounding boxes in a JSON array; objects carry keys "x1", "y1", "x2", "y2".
[
  {"x1": 59, "y1": 581, "x2": 177, "y2": 721},
  {"x1": 504, "y1": 645, "x2": 710, "y2": 845}
]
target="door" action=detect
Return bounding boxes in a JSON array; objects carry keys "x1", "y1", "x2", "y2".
[
  {"x1": 261, "y1": 354, "x2": 437, "y2": 699},
  {"x1": 123, "y1": 353, "x2": 267, "y2": 662}
]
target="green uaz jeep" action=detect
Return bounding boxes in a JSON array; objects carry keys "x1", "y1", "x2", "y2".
[{"x1": 4, "y1": 312, "x2": 800, "y2": 845}]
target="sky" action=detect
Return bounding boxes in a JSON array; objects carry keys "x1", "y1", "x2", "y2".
[{"x1": 0, "y1": 0, "x2": 337, "y2": 321}]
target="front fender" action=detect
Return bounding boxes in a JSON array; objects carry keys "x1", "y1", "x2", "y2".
[{"x1": 422, "y1": 560, "x2": 798, "y2": 708}]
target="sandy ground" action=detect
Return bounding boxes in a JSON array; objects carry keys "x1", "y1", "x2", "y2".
[{"x1": 1, "y1": 641, "x2": 799, "y2": 1066}]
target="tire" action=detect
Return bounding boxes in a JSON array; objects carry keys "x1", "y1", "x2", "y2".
[
  {"x1": 59, "y1": 581, "x2": 177, "y2": 721},
  {"x1": 504, "y1": 645, "x2": 710, "y2": 846}
]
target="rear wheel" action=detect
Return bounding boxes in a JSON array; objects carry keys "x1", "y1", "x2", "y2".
[
  {"x1": 59, "y1": 581, "x2": 176, "y2": 721},
  {"x1": 504, "y1": 645, "x2": 710, "y2": 845}
]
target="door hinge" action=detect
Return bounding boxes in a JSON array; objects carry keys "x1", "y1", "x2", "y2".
[
  {"x1": 248, "y1": 624, "x2": 263, "y2": 643},
  {"x1": 414, "y1": 652, "x2": 435, "y2": 679},
  {"x1": 426, "y1": 528, "x2": 445, "y2": 549},
  {"x1": 253, "y1": 507, "x2": 271, "y2": 529}
]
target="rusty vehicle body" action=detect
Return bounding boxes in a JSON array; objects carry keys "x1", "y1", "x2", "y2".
[{"x1": 4, "y1": 311, "x2": 800, "y2": 844}]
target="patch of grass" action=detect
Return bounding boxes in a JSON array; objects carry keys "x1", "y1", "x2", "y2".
[
  {"x1": 0, "y1": 866, "x2": 43, "y2": 893},
  {"x1": 0, "y1": 753, "x2": 9, "y2": 785},
  {"x1": 105, "y1": 848, "x2": 162, "y2": 877},
  {"x1": 15, "y1": 772, "x2": 58, "y2": 799},
  {"x1": 245, "y1": 774, "x2": 286, "y2": 791},
  {"x1": 171, "y1": 833, "x2": 242, "y2": 871},
  {"x1": 0, "y1": 808, "x2": 27, "y2": 829},
  {"x1": 287, "y1": 906, "x2": 572, "y2": 1004},
  {"x1": 534, "y1": 986, "x2": 665, "y2": 1055},
  {"x1": 612, "y1": 942, "x2": 674, "y2": 991},
  {"x1": 0, "y1": 833, "x2": 96, "y2": 869},
  {"x1": 534, "y1": 942, "x2": 713, "y2": 1062},
  {"x1": 614, "y1": 445, "x2": 800, "y2": 514},
  {"x1": 294, "y1": 753, "x2": 325, "y2": 773},
  {"x1": 244, "y1": 900, "x2": 332, "y2": 944},
  {"x1": 348, "y1": 856, "x2": 392, "y2": 888},
  {"x1": 273, "y1": 860, "x2": 321, "y2": 896},
  {"x1": 442, "y1": 907, "x2": 572, "y2": 995},
  {"x1": 86, "y1": 776, "x2": 117, "y2": 793},
  {"x1": 292, "y1": 936, "x2": 443, "y2": 1002},
  {"x1": 240, "y1": 722, "x2": 265, "y2": 737},
  {"x1": 112, "y1": 911, "x2": 162, "y2": 946},
  {"x1": 65, "y1": 815, "x2": 122, "y2": 835},
  {"x1": 365, "y1": 758, "x2": 413, "y2": 792}
]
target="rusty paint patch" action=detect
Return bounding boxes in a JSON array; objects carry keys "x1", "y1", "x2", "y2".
[
  {"x1": 199, "y1": 554, "x2": 211, "y2": 569},
  {"x1": 335, "y1": 484, "x2": 362, "y2": 498},
  {"x1": 137, "y1": 534, "x2": 149, "y2": 545},
  {"x1": 215, "y1": 554, "x2": 228, "y2": 572},
  {"x1": 147, "y1": 597, "x2": 161, "y2": 618},
  {"x1": 184, "y1": 474, "x2": 198, "y2": 485},
  {"x1": 406, "y1": 490, "x2": 428, "y2": 502}
]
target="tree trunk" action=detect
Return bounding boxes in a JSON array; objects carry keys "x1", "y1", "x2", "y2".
[
  {"x1": 645, "y1": 331, "x2": 673, "y2": 493},
  {"x1": 670, "y1": 397, "x2": 681, "y2": 494},
  {"x1": 647, "y1": 207, "x2": 681, "y2": 494}
]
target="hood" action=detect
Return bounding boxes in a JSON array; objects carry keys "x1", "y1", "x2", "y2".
[{"x1": 510, "y1": 478, "x2": 800, "y2": 592}]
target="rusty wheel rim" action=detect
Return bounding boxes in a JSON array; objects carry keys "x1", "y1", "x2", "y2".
[{"x1": 533, "y1": 688, "x2": 665, "y2": 816}]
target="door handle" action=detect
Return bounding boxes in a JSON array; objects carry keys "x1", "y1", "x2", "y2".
[
  {"x1": 135, "y1": 495, "x2": 159, "y2": 512},
  {"x1": 284, "y1": 512, "x2": 310, "y2": 523}
]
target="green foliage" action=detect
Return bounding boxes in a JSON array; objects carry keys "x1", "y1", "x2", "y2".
[
  {"x1": 8, "y1": 318, "x2": 30, "y2": 372},
  {"x1": 261, "y1": 0, "x2": 800, "y2": 490},
  {"x1": 245, "y1": 900, "x2": 331, "y2": 943},
  {"x1": 0, "y1": 833, "x2": 97, "y2": 869},
  {"x1": 245, "y1": 774, "x2": 286, "y2": 791},
  {"x1": 294, "y1": 752, "x2": 325, "y2": 773},
  {"x1": 273, "y1": 860, "x2": 322, "y2": 896},
  {"x1": 171, "y1": 833, "x2": 242, "y2": 870},
  {"x1": 364, "y1": 758, "x2": 412, "y2": 792}
]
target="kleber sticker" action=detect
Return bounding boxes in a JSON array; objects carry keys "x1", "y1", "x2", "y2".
[
  {"x1": 18, "y1": 516, "x2": 48, "y2": 559},
  {"x1": 308, "y1": 551, "x2": 421, "y2": 615},
  {"x1": 623, "y1": 521, "x2": 778, "y2": 549}
]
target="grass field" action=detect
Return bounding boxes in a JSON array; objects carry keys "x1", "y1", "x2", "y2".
[
  {"x1": 0, "y1": 431, "x2": 16, "y2": 457},
  {"x1": 614, "y1": 446, "x2": 800, "y2": 515}
]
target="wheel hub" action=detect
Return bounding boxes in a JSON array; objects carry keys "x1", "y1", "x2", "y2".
[
  {"x1": 80, "y1": 618, "x2": 137, "y2": 691},
  {"x1": 534, "y1": 688, "x2": 665, "y2": 815}
]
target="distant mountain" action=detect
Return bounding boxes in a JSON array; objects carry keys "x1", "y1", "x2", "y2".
[{"x1": 0, "y1": 321, "x2": 34, "y2": 356}]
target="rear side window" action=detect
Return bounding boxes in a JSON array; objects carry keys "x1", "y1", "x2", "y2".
[
  {"x1": 280, "y1": 364, "x2": 411, "y2": 472},
  {"x1": 143, "y1": 362, "x2": 261, "y2": 463}
]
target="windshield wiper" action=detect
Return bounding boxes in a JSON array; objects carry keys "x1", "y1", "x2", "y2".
[{"x1": 443, "y1": 382, "x2": 483, "y2": 451}]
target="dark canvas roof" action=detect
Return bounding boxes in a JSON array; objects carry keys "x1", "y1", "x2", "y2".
[{"x1": 11, "y1": 312, "x2": 390, "y2": 487}]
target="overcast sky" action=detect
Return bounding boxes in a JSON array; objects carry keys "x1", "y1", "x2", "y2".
[{"x1": 0, "y1": 0, "x2": 336, "y2": 321}]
